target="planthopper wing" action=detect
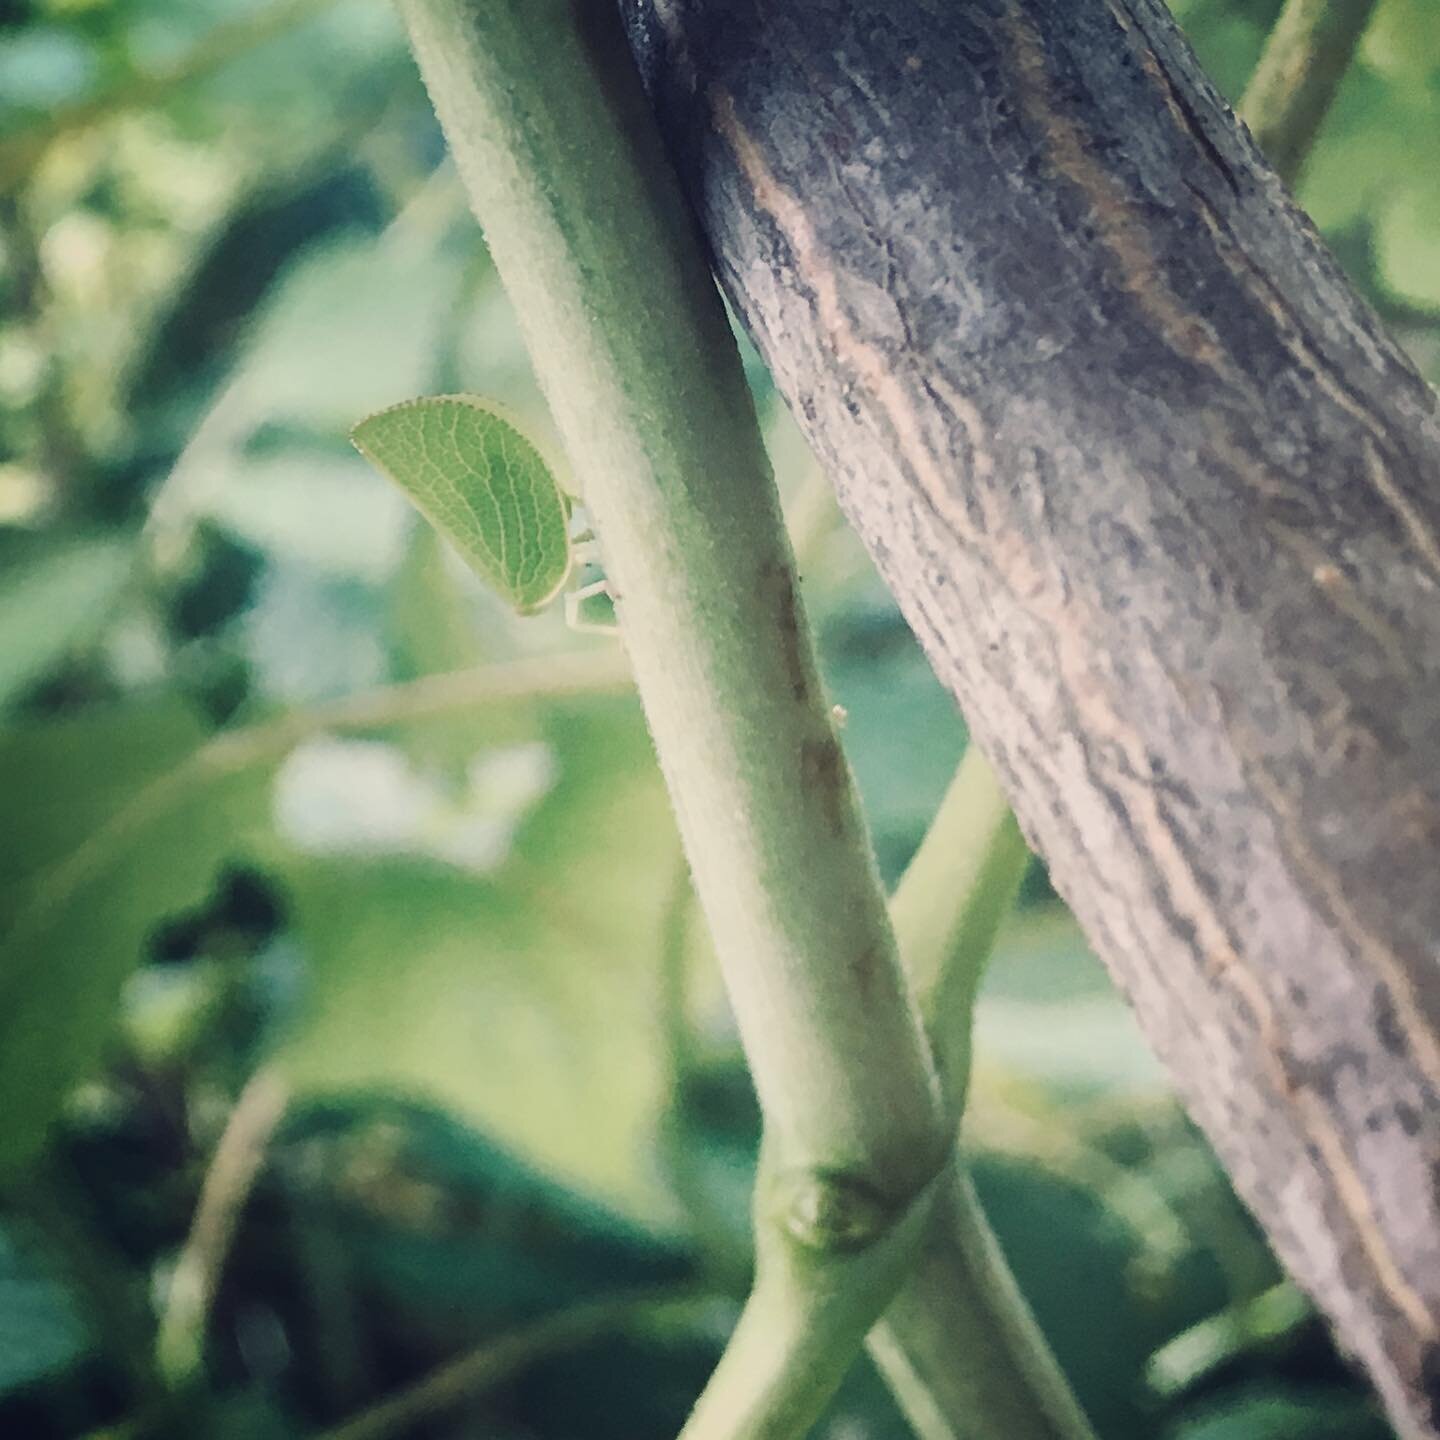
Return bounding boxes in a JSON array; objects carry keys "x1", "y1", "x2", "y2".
[{"x1": 352, "y1": 394, "x2": 572, "y2": 615}]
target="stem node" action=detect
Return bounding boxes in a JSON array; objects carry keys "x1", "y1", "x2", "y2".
[{"x1": 770, "y1": 1166, "x2": 901, "y2": 1257}]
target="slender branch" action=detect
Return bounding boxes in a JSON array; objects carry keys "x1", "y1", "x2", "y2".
[
  {"x1": 656, "y1": 744, "x2": 1096, "y2": 1438},
  {"x1": 395, "y1": 4, "x2": 951, "y2": 1435},
  {"x1": 203, "y1": 648, "x2": 632, "y2": 770},
  {"x1": 868, "y1": 1171, "x2": 1097, "y2": 1440},
  {"x1": 1145, "y1": 1280, "x2": 1310, "y2": 1399},
  {"x1": 317, "y1": 1290, "x2": 714, "y2": 1440},
  {"x1": 890, "y1": 743, "x2": 1031, "y2": 1116},
  {"x1": 865, "y1": 750, "x2": 1096, "y2": 1440},
  {"x1": 156, "y1": 1069, "x2": 290, "y2": 1385},
  {"x1": 963, "y1": 1092, "x2": 1191, "y2": 1280},
  {"x1": 1239, "y1": 0, "x2": 1381, "y2": 185}
]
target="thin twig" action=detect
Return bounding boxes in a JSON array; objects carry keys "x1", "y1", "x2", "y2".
[
  {"x1": 155, "y1": 1069, "x2": 290, "y2": 1385},
  {"x1": 890, "y1": 743, "x2": 1032, "y2": 1118},
  {"x1": 1146, "y1": 1280, "x2": 1310, "y2": 1398},
  {"x1": 865, "y1": 750, "x2": 1097, "y2": 1440},
  {"x1": 317, "y1": 1291, "x2": 716, "y2": 1440},
  {"x1": 1239, "y1": 0, "x2": 1381, "y2": 185}
]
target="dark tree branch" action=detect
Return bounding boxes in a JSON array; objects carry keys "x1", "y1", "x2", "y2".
[{"x1": 620, "y1": 2, "x2": 1440, "y2": 1435}]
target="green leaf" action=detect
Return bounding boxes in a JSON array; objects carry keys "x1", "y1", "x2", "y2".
[
  {"x1": 973, "y1": 1156, "x2": 1161, "y2": 1440},
  {"x1": 975, "y1": 907, "x2": 1164, "y2": 1095},
  {"x1": 351, "y1": 396, "x2": 573, "y2": 615},
  {"x1": 276, "y1": 695, "x2": 681, "y2": 1221},
  {"x1": 1296, "y1": 71, "x2": 1435, "y2": 237},
  {"x1": 0, "y1": 537, "x2": 133, "y2": 716},
  {"x1": 0, "y1": 27, "x2": 97, "y2": 115},
  {"x1": 0, "y1": 701, "x2": 275, "y2": 1182},
  {"x1": 1376, "y1": 179, "x2": 1440, "y2": 312},
  {"x1": 0, "y1": 1224, "x2": 89, "y2": 1398},
  {"x1": 203, "y1": 449, "x2": 413, "y2": 582},
  {"x1": 284, "y1": 1097, "x2": 689, "y2": 1325},
  {"x1": 1176, "y1": 12, "x2": 1266, "y2": 103},
  {"x1": 1363, "y1": 0, "x2": 1440, "y2": 86}
]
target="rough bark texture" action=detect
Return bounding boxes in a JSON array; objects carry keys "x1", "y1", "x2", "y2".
[{"x1": 619, "y1": 1, "x2": 1440, "y2": 1434}]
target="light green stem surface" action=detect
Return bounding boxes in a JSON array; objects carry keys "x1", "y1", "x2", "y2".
[
  {"x1": 398, "y1": 0, "x2": 940, "y2": 1202},
  {"x1": 398, "y1": 2, "x2": 948, "y2": 1434},
  {"x1": 1239, "y1": 0, "x2": 1381, "y2": 184},
  {"x1": 684, "y1": 1138, "x2": 939, "y2": 1440},
  {"x1": 891, "y1": 743, "x2": 1031, "y2": 1117},
  {"x1": 869, "y1": 749, "x2": 1097, "y2": 1440},
  {"x1": 868, "y1": 1168, "x2": 1097, "y2": 1440}
]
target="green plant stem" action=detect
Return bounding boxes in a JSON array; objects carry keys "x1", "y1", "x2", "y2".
[
  {"x1": 156, "y1": 1069, "x2": 289, "y2": 1387},
  {"x1": 866, "y1": 748, "x2": 1096, "y2": 1440},
  {"x1": 890, "y1": 743, "x2": 1031, "y2": 1117},
  {"x1": 1239, "y1": 0, "x2": 1381, "y2": 185},
  {"x1": 683, "y1": 1148, "x2": 935, "y2": 1440},
  {"x1": 659, "y1": 738, "x2": 1096, "y2": 1438},
  {"x1": 868, "y1": 1169, "x2": 1097, "y2": 1440},
  {"x1": 397, "y1": 0, "x2": 941, "y2": 1194},
  {"x1": 1145, "y1": 1280, "x2": 1310, "y2": 1399},
  {"x1": 396, "y1": 2, "x2": 952, "y2": 1433}
]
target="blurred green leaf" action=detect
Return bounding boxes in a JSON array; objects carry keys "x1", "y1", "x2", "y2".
[
  {"x1": 229, "y1": 236, "x2": 464, "y2": 433},
  {"x1": 974, "y1": 1156, "x2": 1163, "y2": 1439},
  {"x1": 199, "y1": 1389, "x2": 304, "y2": 1440},
  {"x1": 283, "y1": 1097, "x2": 689, "y2": 1328},
  {"x1": 0, "y1": 1225, "x2": 89, "y2": 1399},
  {"x1": 0, "y1": 27, "x2": 97, "y2": 116},
  {"x1": 0, "y1": 700, "x2": 274, "y2": 1181},
  {"x1": 0, "y1": 537, "x2": 133, "y2": 715},
  {"x1": 352, "y1": 396, "x2": 573, "y2": 616},
  {"x1": 1297, "y1": 70, "x2": 1436, "y2": 235},
  {"x1": 1376, "y1": 179, "x2": 1440, "y2": 312},
  {"x1": 243, "y1": 562, "x2": 391, "y2": 705},
  {"x1": 975, "y1": 908, "x2": 1164, "y2": 1095},
  {"x1": 1362, "y1": 0, "x2": 1440, "y2": 85},
  {"x1": 153, "y1": 233, "x2": 464, "y2": 531},
  {"x1": 277, "y1": 695, "x2": 681, "y2": 1221},
  {"x1": 1176, "y1": 10, "x2": 1265, "y2": 103},
  {"x1": 204, "y1": 449, "x2": 412, "y2": 583},
  {"x1": 819, "y1": 598, "x2": 965, "y2": 885}
]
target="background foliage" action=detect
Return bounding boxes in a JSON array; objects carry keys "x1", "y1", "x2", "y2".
[{"x1": 0, "y1": 0, "x2": 1435, "y2": 1435}]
